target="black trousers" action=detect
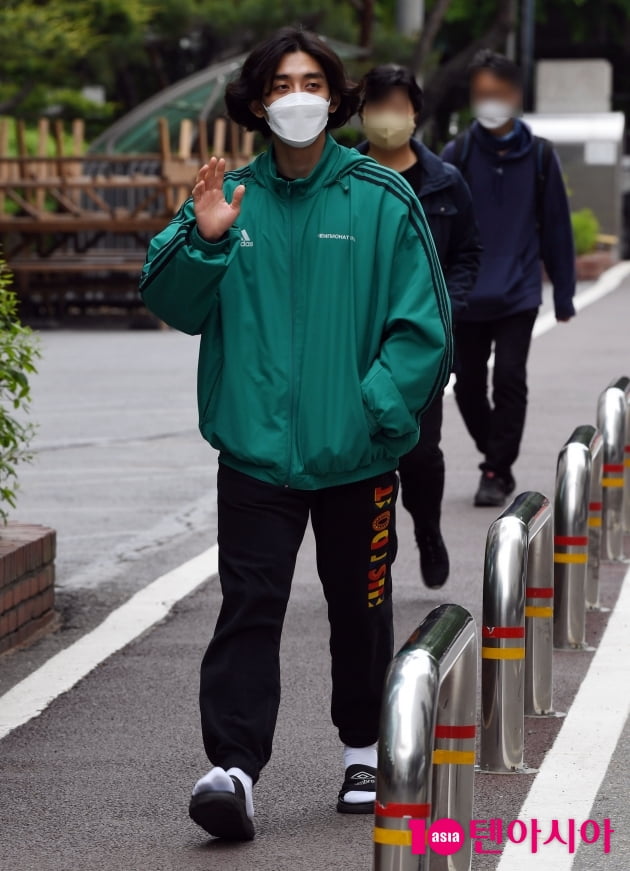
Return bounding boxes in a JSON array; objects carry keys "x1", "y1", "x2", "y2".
[
  {"x1": 453, "y1": 309, "x2": 538, "y2": 477},
  {"x1": 398, "y1": 393, "x2": 444, "y2": 541},
  {"x1": 200, "y1": 463, "x2": 399, "y2": 782}
]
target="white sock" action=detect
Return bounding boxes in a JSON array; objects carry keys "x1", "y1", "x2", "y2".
[
  {"x1": 192, "y1": 765, "x2": 234, "y2": 796},
  {"x1": 227, "y1": 767, "x2": 255, "y2": 820},
  {"x1": 191, "y1": 766, "x2": 255, "y2": 820},
  {"x1": 344, "y1": 743, "x2": 378, "y2": 770},
  {"x1": 342, "y1": 743, "x2": 378, "y2": 804}
]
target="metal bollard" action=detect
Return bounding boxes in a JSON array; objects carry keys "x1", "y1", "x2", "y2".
[
  {"x1": 596, "y1": 377, "x2": 630, "y2": 560},
  {"x1": 622, "y1": 379, "x2": 630, "y2": 535},
  {"x1": 374, "y1": 604, "x2": 477, "y2": 871},
  {"x1": 479, "y1": 492, "x2": 556, "y2": 775},
  {"x1": 586, "y1": 429, "x2": 604, "y2": 610},
  {"x1": 553, "y1": 426, "x2": 601, "y2": 648}
]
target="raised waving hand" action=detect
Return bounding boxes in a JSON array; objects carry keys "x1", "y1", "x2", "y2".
[{"x1": 192, "y1": 157, "x2": 246, "y2": 242}]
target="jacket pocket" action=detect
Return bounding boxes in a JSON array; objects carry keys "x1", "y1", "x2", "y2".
[
  {"x1": 361, "y1": 364, "x2": 418, "y2": 440},
  {"x1": 297, "y1": 382, "x2": 374, "y2": 477}
]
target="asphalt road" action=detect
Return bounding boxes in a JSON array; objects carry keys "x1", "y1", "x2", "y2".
[{"x1": 1, "y1": 278, "x2": 629, "y2": 870}]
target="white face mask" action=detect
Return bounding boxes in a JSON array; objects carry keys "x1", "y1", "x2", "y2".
[
  {"x1": 473, "y1": 99, "x2": 515, "y2": 130},
  {"x1": 263, "y1": 92, "x2": 331, "y2": 148}
]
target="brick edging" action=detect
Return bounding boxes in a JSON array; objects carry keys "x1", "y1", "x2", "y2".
[{"x1": 0, "y1": 523, "x2": 56, "y2": 655}]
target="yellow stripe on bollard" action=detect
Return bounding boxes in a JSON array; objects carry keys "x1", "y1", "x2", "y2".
[
  {"x1": 525, "y1": 605, "x2": 553, "y2": 618},
  {"x1": 481, "y1": 646, "x2": 525, "y2": 660},
  {"x1": 602, "y1": 478, "x2": 624, "y2": 487},
  {"x1": 432, "y1": 749, "x2": 475, "y2": 765},
  {"x1": 553, "y1": 552, "x2": 588, "y2": 564},
  {"x1": 588, "y1": 516, "x2": 602, "y2": 528},
  {"x1": 374, "y1": 827, "x2": 413, "y2": 846}
]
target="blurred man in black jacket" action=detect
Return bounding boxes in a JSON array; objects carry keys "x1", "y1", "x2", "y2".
[{"x1": 358, "y1": 65, "x2": 481, "y2": 588}]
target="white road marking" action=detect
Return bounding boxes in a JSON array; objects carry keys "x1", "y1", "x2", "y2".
[
  {"x1": 0, "y1": 545, "x2": 218, "y2": 741},
  {"x1": 1, "y1": 264, "x2": 629, "y2": 743},
  {"x1": 496, "y1": 563, "x2": 630, "y2": 870},
  {"x1": 533, "y1": 261, "x2": 630, "y2": 339}
]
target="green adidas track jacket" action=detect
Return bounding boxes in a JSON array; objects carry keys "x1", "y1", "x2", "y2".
[{"x1": 140, "y1": 135, "x2": 452, "y2": 490}]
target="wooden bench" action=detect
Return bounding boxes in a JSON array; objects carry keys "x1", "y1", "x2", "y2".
[{"x1": 9, "y1": 250, "x2": 145, "y2": 274}]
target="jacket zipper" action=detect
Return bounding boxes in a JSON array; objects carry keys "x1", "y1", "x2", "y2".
[{"x1": 285, "y1": 181, "x2": 294, "y2": 487}]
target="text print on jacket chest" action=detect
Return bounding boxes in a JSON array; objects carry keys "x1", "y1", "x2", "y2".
[{"x1": 317, "y1": 232, "x2": 357, "y2": 242}]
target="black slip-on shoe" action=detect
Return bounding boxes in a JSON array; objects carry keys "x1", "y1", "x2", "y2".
[
  {"x1": 189, "y1": 775, "x2": 255, "y2": 841},
  {"x1": 337, "y1": 764, "x2": 377, "y2": 815},
  {"x1": 418, "y1": 532, "x2": 450, "y2": 589},
  {"x1": 474, "y1": 471, "x2": 510, "y2": 508}
]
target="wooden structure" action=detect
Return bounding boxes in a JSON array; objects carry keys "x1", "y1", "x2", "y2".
[{"x1": 0, "y1": 117, "x2": 254, "y2": 314}]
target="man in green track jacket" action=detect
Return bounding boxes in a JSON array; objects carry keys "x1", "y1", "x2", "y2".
[{"x1": 140, "y1": 27, "x2": 452, "y2": 842}]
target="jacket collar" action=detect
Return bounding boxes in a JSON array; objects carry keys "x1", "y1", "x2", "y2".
[
  {"x1": 249, "y1": 134, "x2": 366, "y2": 198},
  {"x1": 470, "y1": 119, "x2": 534, "y2": 160},
  {"x1": 409, "y1": 139, "x2": 455, "y2": 196},
  {"x1": 355, "y1": 137, "x2": 455, "y2": 196}
]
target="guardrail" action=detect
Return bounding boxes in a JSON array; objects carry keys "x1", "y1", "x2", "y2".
[
  {"x1": 554, "y1": 425, "x2": 602, "y2": 647},
  {"x1": 374, "y1": 603, "x2": 477, "y2": 871},
  {"x1": 479, "y1": 492, "x2": 558, "y2": 775},
  {"x1": 597, "y1": 376, "x2": 630, "y2": 560}
]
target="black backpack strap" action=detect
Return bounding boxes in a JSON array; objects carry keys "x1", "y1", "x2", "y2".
[
  {"x1": 450, "y1": 130, "x2": 472, "y2": 178},
  {"x1": 534, "y1": 136, "x2": 554, "y2": 233}
]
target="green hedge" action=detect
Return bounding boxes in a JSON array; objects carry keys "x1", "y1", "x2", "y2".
[{"x1": 571, "y1": 208, "x2": 600, "y2": 256}]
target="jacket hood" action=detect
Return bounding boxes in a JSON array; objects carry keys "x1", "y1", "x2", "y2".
[
  {"x1": 248, "y1": 134, "x2": 370, "y2": 198},
  {"x1": 470, "y1": 118, "x2": 534, "y2": 161},
  {"x1": 355, "y1": 138, "x2": 455, "y2": 196}
]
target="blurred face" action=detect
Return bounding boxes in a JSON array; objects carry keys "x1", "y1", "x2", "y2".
[
  {"x1": 470, "y1": 69, "x2": 522, "y2": 131},
  {"x1": 361, "y1": 86, "x2": 416, "y2": 150},
  {"x1": 363, "y1": 86, "x2": 415, "y2": 120}
]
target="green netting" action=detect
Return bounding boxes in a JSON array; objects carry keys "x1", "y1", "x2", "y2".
[{"x1": 111, "y1": 81, "x2": 219, "y2": 153}]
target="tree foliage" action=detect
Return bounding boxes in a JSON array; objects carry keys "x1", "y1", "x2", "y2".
[
  {"x1": 1, "y1": 0, "x2": 628, "y2": 139},
  {"x1": 0, "y1": 255, "x2": 40, "y2": 523}
]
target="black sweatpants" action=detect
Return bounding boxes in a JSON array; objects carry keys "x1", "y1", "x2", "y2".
[
  {"x1": 453, "y1": 308, "x2": 538, "y2": 477},
  {"x1": 398, "y1": 393, "x2": 444, "y2": 541},
  {"x1": 199, "y1": 463, "x2": 399, "y2": 782}
]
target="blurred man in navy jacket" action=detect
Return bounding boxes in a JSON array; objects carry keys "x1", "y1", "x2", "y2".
[{"x1": 444, "y1": 50, "x2": 575, "y2": 507}]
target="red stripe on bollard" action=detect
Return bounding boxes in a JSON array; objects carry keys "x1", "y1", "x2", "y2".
[
  {"x1": 526, "y1": 586, "x2": 554, "y2": 598},
  {"x1": 482, "y1": 626, "x2": 525, "y2": 638},
  {"x1": 589, "y1": 501, "x2": 603, "y2": 511},
  {"x1": 435, "y1": 724, "x2": 476, "y2": 739},
  {"x1": 554, "y1": 535, "x2": 589, "y2": 546},
  {"x1": 375, "y1": 801, "x2": 431, "y2": 818},
  {"x1": 603, "y1": 464, "x2": 624, "y2": 473}
]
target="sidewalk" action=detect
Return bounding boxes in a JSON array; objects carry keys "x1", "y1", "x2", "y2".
[{"x1": 0, "y1": 272, "x2": 629, "y2": 870}]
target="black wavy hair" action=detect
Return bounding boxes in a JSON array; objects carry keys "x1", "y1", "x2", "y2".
[
  {"x1": 468, "y1": 50, "x2": 523, "y2": 88},
  {"x1": 224, "y1": 27, "x2": 360, "y2": 137},
  {"x1": 358, "y1": 64, "x2": 424, "y2": 118}
]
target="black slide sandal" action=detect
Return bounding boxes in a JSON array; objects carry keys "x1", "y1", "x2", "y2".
[
  {"x1": 189, "y1": 775, "x2": 255, "y2": 841},
  {"x1": 336, "y1": 764, "x2": 377, "y2": 815}
]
